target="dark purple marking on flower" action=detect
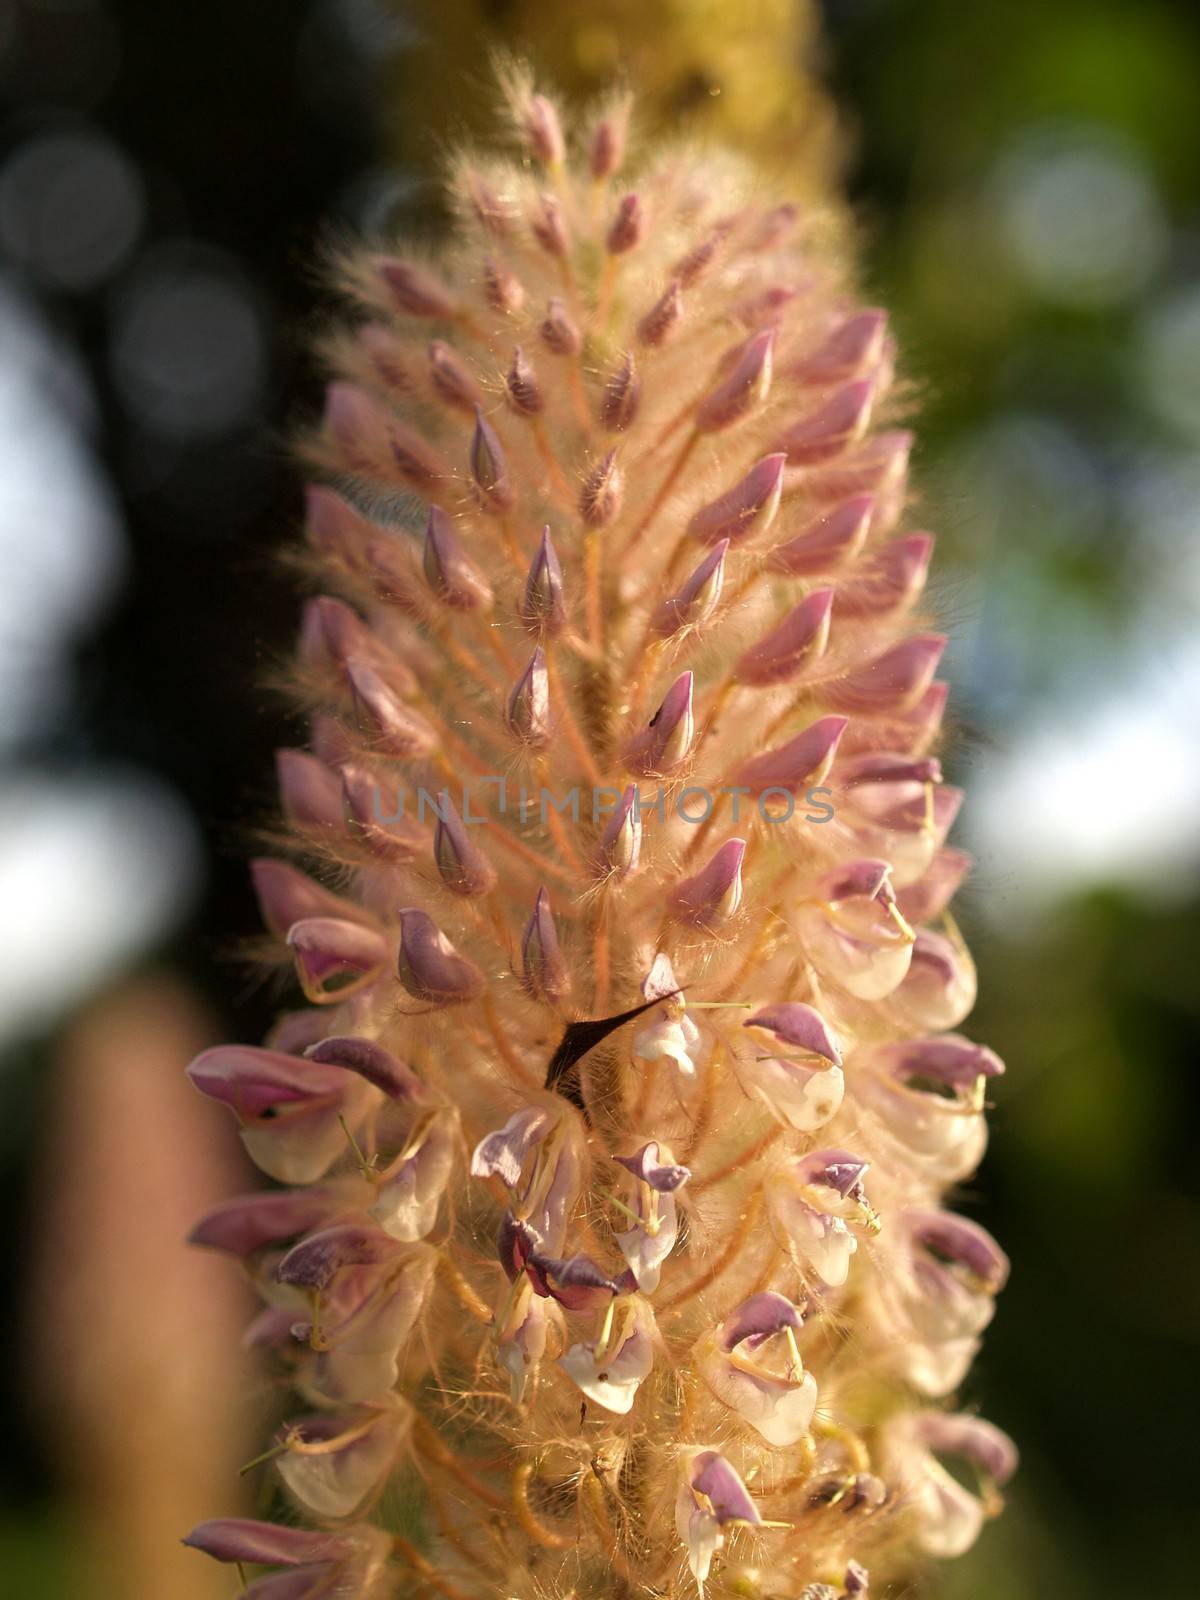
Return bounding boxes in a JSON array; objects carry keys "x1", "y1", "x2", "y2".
[
  {"x1": 794, "y1": 1148, "x2": 871, "y2": 1200},
  {"x1": 613, "y1": 1141, "x2": 691, "y2": 1192},
  {"x1": 276, "y1": 1223, "x2": 402, "y2": 1292},
  {"x1": 718, "y1": 1290, "x2": 805, "y2": 1352}
]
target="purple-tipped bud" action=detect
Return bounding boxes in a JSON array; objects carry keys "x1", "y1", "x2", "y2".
[
  {"x1": 363, "y1": 537, "x2": 419, "y2": 611},
  {"x1": 580, "y1": 448, "x2": 623, "y2": 527},
  {"x1": 596, "y1": 784, "x2": 642, "y2": 878},
  {"x1": 752, "y1": 203, "x2": 799, "y2": 250},
  {"x1": 540, "y1": 296, "x2": 582, "y2": 356},
  {"x1": 505, "y1": 647, "x2": 550, "y2": 747},
  {"x1": 504, "y1": 345, "x2": 544, "y2": 417},
  {"x1": 305, "y1": 485, "x2": 371, "y2": 567},
  {"x1": 522, "y1": 94, "x2": 564, "y2": 167},
  {"x1": 914, "y1": 1412, "x2": 1019, "y2": 1487},
  {"x1": 307, "y1": 1035, "x2": 424, "y2": 1099},
  {"x1": 588, "y1": 113, "x2": 626, "y2": 179},
  {"x1": 428, "y1": 338, "x2": 485, "y2": 413},
  {"x1": 250, "y1": 859, "x2": 363, "y2": 938},
  {"x1": 767, "y1": 495, "x2": 875, "y2": 576},
  {"x1": 397, "y1": 907, "x2": 485, "y2": 1005},
  {"x1": 601, "y1": 350, "x2": 641, "y2": 431},
  {"x1": 694, "y1": 329, "x2": 775, "y2": 433},
  {"x1": 323, "y1": 380, "x2": 387, "y2": 471},
  {"x1": 433, "y1": 793, "x2": 497, "y2": 896},
  {"x1": 778, "y1": 380, "x2": 875, "y2": 465},
  {"x1": 801, "y1": 310, "x2": 888, "y2": 383},
  {"x1": 607, "y1": 193, "x2": 645, "y2": 255},
  {"x1": 183, "y1": 1519, "x2": 351, "y2": 1568},
  {"x1": 530, "y1": 192, "x2": 569, "y2": 256},
  {"x1": 287, "y1": 917, "x2": 388, "y2": 1005},
  {"x1": 688, "y1": 453, "x2": 786, "y2": 546},
  {"x1": 836, "y1": 534, "x2": 934, "y2": 618},
  {"x1": 467, "y1": 174, "x2": 512, "y2": 239},
  {"x1": 625, "y1": 672, "x2": 695, "y2": 775},
  {"x1": 736, "y1": 587, "x2": 834, "y2": 686},
  {"x1": 744, "y1": 1002, "x2": 843, "y2": 1066},
  {"x1": 674, "y1": 232, "x2": 720, "y2": 288},
  {"x1": 651, "y1": 539, "x2": 728, "y2": 636},
  {"x1": 387, "y1": 417, "x2": 448, "y2": 491},
  {"x1": 521, "y1": 887, "x2": 571, "y2": 1002},
  {"x1": 340, "y1": 762, "x2": 425, "y2": 862},
  {"x1": 734, "y1": 713, "x2": 848, "y2": 796},
  {"x1": 908, "y1": 1210, "x2": 1010, "y2": 1293},
  {"x1": 423, "y1": 505, "x2": 493, "y2": 610},
  {"x1": 359, "y1": 322, "x2": 414, "y2": 391},
  {"x1": 277, "y1": 749, "x2": 344, "y2": 830},
  {"x1": 482, "y1": 255, "x2": 524, "y2": 314},
  {"x1": 469, "y1": 406, "x2": 515, "y2": 513},
  {"x1": 374, "y1": 256, "x2": 458, "y2": 320},
  {"x1": 638, "y1": 279, "x2": 683, "y2": 347},
  {"x1": 345, "y1": 658, "x2": 437, "y2": 757},
  {"x1": 825, "y1": 634, "x2": 947, "y2": 715},
  {"x1": 188, "y1": 1188, "x2": 336, "y2": 1258},
  {"x1": 670, "y1": 838, "x2": 746, "y2": 928},
  {"x1": 520, "y1": 526, "x2": 567, "y2": 636}
]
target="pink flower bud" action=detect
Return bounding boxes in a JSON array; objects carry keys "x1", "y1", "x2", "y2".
[
  {"x1": 422, "y1": 504, "x2": 493, "y2": 609},
  {"x1": 777, "y1": 379, "x2": 875, "y2": 465},
  {"x1": 345, "y1": 658, "x2": 437, "y2": 757},
  {"x1": 469, "y1": 405, "x2": 515, "y2": 512},
  {"x1": 588, "y1": 112, "x2": 627, "y2": 179},
  {"x1": 625, "y1": 671, "x2": 695, "y2": 774},
  {"x1": 505, "y1": 647, "x2": 550, "y2": 746},
  {"x1": 687, "y1": 453, "x2": 786, "y2": 545},
  {"x1": 521, "y1": 887, "x2": 571, "y2": 1002},
  {"x1": 277, "y1": 748, "x2": 344, "y2": 830},
  {"x1": 694, "y1": 329, "x2": 775, "y2": 432},
  {"x1": 607, "y1": 193, "x2": 645, "y2": 254},
  {"x1": 304, "y1": 485, "x2": 372, "y2": 566},
  {"x1": 540, "y1": 295, "x2": 582, "y2": 356},
  {"x1": 520, "y1": 525, "x2": 567, "y2": 636},
  {"x1": 340, "y1": 762, "x2": 425, "y2": 862},
  {"x1": 522, "y1": 94, "x2": 565, "y2": 166},
  {"x1": 374, "y1": 255, "x2": 458, "y2": 319},
  {"x1": 824, "y1": 634, "x2": 947, "y2": 714},
  {"x1": 673, "y1": 232, "x2": 720, "y2": 287},
  {"x1": 767, "y1": 495, "x2": 875, "y2": 575},
  {"x1": 601, "y1": 350, "x2": 641, "y2": 431},
  {"x1": 397, "y1": 907, "x2": 485, "y2": 1005},
  {"x1": 651, "y1": 539, "x2": 728, "y2": 636},
  {"x1": 580, "y1": 448, "x2": 623, "y2": 526},
  {"x1": 505, "y1": 345, "x2": 544, "y2": 415},
  {"x1": 433, "y1": 792, "x2": 497, "y2": 896},
  {"x1": 736, "y1": 586, "x2": 833, "y2": 685},
  {"x1": 428, "y1": 337, "x2": 485, "y2": 412},
  {"x1": 530, "y1": 192, "x2": 569, "y2": 256},
  {"x1": 637, "y1": 279, "x2": 683, "y2": 346},
  {"x1": 359, "y1": 320, "x2": 415, "y2": 391},
  {"x1": 482, "y1": 256, "x2": 524, "y2": 313},
  {"x1": 733, "y1": 714, "x2": 848, "y2": 795},
  {"x1": 799, "y1": 310, "x2": 888, "y2": 383},
  {"x1": 670, "y1": 838, "x2": 746, "y2": 928},
  {"x1": 596, "y1": 784, "x2": 642, "y2": 878},
  {"x1": 250, "y1": 858, "x2": 364, "y2": 937},
  {"x1": 835, "y1": 534, "x2": 934, "y2": 617}
]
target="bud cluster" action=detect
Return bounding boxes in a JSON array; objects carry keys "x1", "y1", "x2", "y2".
[{"x1": 185, "y1": 75, "x2": 1014, "y2": 1600}]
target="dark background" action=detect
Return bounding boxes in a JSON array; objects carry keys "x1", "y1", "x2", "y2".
[{"x1": 1, "y1": 2, "x2": 1197, "y2": 1595}]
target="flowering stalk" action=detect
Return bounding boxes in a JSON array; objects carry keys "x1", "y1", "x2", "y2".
[{"x1": 185, "y1": 74, "x2": 1014, "y2": 1600}]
